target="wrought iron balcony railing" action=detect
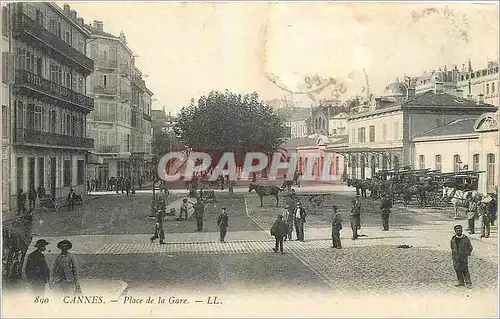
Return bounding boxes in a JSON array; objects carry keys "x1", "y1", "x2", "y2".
[
  {"x1": 15, "y1": 69, "x2": 94, "y2": 110},
  {"x1": 94, "y1": 86, "x2": 118, "y2": 96},
  {"x1": 97, "y1": 145, "x2": 121, "y2": 153},
  {"x1": 14, "y1": 128, "x2": 94, "y2": 149},
  {"x1": 13, "y1": 13, "x2": 94, "y2": 73}
]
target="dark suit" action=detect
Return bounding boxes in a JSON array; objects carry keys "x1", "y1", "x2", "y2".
[
  {"x1": 217, "y1": 212, "x2": 229, "y2": 241},
  {"x1": 451, "y1": 235, "x2": 473, "y2": 286},
  {"x1": 25, "y1": 250, "x2": 50, "y2": 295},
  {"x1": 380, "y1": 198, "x2": 392, "y2": 231},
  {"x1": 194, "y1": 202, "x2": 204, "y2": 231}
]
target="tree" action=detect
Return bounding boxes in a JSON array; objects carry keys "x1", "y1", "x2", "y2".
[
  {"x1": 175, "y1": 90, "x2": 287, "y2": 167},
  {"x1": 152, "y1": 130, "x2": 182, "y2": 156}
]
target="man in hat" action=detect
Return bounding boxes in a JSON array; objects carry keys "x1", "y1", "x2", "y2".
[
  {"x1": 180, "y1": 198, "x2": 189, "y2": 221},
  {"x1": 51, "y1": 240, "x2": 80, "y2": 295},
  {"x1": 354, "y1": 195, "x2": 362, "y2": 229},
  {"x1": 349, "y1": 199, "x2": 360, "y2": 240},
  {"x1": 217, "y1": 207, "x2": 229, "y2": 242},
  {"x1": 270, "y1": 214, "x2": 289, "y2": 253},
  {"x1": 283, "y1": 205, "x2": 294, "y2": 242},
  {"x1": 451, "y1": 225, "x2": 473, "y2": 288},
  {"x1": 380, "y1": 194, "x2": 392, "y2": 231},
  {"x1": 194, "y1": 198, "x2": 205, "y2": 232},
  {"x1": 150, "y1": 208, "x2": 166, "y2": 244},
  {"x1": 331, "y1": 206, "x2": 342, "y2": 249},
  {"x1": 67, "y1": 188, "x2": 76, "y2": 211},
  {"x1": 25, "y1": 239, "x2": 50, "y2": 295},
  {"x1": 467, "y1": 196, "x2": 479, "y2": 234},
  {"x1": 294, "y1": 201, "x2": 307, "y2": 241}
]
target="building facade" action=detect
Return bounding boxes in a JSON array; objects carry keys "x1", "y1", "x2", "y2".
[
  {"x1": 3, "y1": 3, "x2": 95, "y2": 212},
  {"x1": 330, "y1": 82, "x2": 496, "y2": 180},
  {"x1": 85, "y1": 20, "x2": 153, "y2": 186}
]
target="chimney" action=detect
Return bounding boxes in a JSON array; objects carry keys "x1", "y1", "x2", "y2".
[
  {"x1": 63, "y1": 4, "x2": 70, "y2": 14},
  {"x1": 76, "y1": 17, "x2": 84, "y2": 27},
  {"x1": 434, "y1": 82, "x2": 444, "y2": 94},
  {"x1": 119, "y1": 31, "x2": 127, "y2": 44},
  {"x1": 478, "y1": 94, "x2": 484, "y2": 105},
  {"x1": 455, "y1": 88, "x2": 463, "y2": 98},
  {"x1": 406, "y1": 88, "x2": 416, "y2": 99},
  {"x1": 70, "y1": 10, "x2": 77, "y2": 20},
  {"x1": 93, "y1": 20, "x2": 103, "y2": 32}
]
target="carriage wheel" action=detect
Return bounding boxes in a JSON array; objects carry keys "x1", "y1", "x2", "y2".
[{"x1": 312, "y1": 196, "x2": 325, "y2": 208}]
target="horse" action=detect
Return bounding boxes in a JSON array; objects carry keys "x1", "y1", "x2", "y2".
[
  {"x1": 249, "y1": 183, "x2": 282, "y2": 207},
  {"x1": 2, "y1": 211, "x2": 34, "y2": 286},
  {"x1": 442, "y1": 186, "x2": 478, "y2": 219}
]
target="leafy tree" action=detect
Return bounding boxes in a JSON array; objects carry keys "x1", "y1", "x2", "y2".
[
  {"x1": 175, "y1": 90, "x2": 287, "y2": 167},
  {"x1": 152, "y1": 130, "x2": 182, "y2": 156}
]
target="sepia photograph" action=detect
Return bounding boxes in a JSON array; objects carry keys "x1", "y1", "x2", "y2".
[{"x1": 0, "y1": 1, "x2": 499, "y2": 317}]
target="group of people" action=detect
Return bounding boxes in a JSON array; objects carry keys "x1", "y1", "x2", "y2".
[
  {"x1": 16, "y1": 186, "x2": 46, "y2": 215},
  {"x1": 87, "y1": 176, "x2": 145, "y2": 194},
  {"x1": 270, "y1": 194, "x2": 308, "y2": 253},
  {"x1": 466, "y1": 193, "x2": 496, "y2": 238},
  {"x1": 24, "y1": 239, "x2": 80, "y2": 296}
]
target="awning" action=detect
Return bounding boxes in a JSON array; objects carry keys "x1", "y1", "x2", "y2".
[{"x1": 87, "y1": 152, "x2": 104, "y2": 165}]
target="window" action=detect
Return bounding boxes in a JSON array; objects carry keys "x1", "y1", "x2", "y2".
[
  {"x1": 358, "y1": 127, "x2": 366, "y2": 143},
  {"x1": 486, "y1": 84, "x2": 490, "y2": 95},
  {"x1": 34, "y1": 104, "x2": 42, "y2": 131},
  {"x1": 16, "y1": 157, "x2": 24, "y2": 191},
  {"x1": 63, "y1": 159, "x2": 71, "y2": 187},
  {"x1": 65, "y1": 114, "x2": 71, "y2": 135},
  {"x1": 49, "y1": 109, "x2": 57, "y2": 133},
  {"x1": 487, "y1": 153, "x2": 496, "y2": 193},
  {"x1": 435, "y1": 155, "x2": 442, "y2": 171},
  {"x1": 2, "y1": 7, "x2": 7, "y2": 37},
  {"x1": 453, "y1": 154, "x2": 461, "y2": 172},
  {"x1": 77, "y1": 160, "x2": 84, "y2": 185},
  {"x1": 38, "y1": 157, "x2": 45, "y2": 188},
  {"x1": 394, "y1": 121, "x2": 399, "y2": 140},
  {"x1": 382, "y1": 123, "x2": 387, "y2": 141},
  {"x1": 419, "y1": 155, "x2": 425, "y2": 169},
  {"x1": 335, "y1": 156, "x2": 340, "y2": 175},
  {"x1": 492, "y1": 82, "x2": 496, "y2": 94},
  {"x1": 473, "y1": 154, "x2": 480, "y2": 172},
  {"x1": 351, "y1": 128, "x2": 355, "y2": 143},
  {"x1": 2, "y1": 105, "x2": 7, "y2": 138},
  {"x1": 369, "y1": 125, "x2": 375, "y2": 142}
]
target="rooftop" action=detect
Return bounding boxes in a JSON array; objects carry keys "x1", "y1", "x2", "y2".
[
  {"x1": 414, "y1": 117, "x2": 478, "y2": 139},
  {"x1": 281, "y1": 138, "x2": 318, "y2": 149}
]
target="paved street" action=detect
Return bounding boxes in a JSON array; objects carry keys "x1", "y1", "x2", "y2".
[{"x1": 13, "y1": 186, "x2": 496, "y2": 317}]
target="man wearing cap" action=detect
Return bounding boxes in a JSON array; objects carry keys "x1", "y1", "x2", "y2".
[
  {"x1": 354, "y1": 196, "x2": 363, "y2": 229},
  {"x1": 294, "y1": 201, "x2": 307, "y2": 242},
  {"x1": 283, "y1": 206, "x2": 294, "y2": 242},
  {"x1": 25, "y1": 239, "x2": 50, "y2": 295},
  {"x1": 380, "y1": 194, "x2": 392, "y2": 231},
  {"x1": 217, "y1": 207, "x2": 229, "y2": 242},
  {"x1": 349, "y1": 199, "x2": 360, "y2": 240},
  {"x1": 331, "y1": 206, "x2": 343, "y2": 249},
  {"x1": 194, "y1": 198, "x2": 205, "y2": 231},
  {"x1": 451, "y1": 224, "x2": 473, "y2": 288},
  {"x1": 51, "y1": 240, "x2": 80, "y2": 295},
  {"x1": 270, "y1": 214, "x2": 289, "y2": 253},
  {"x1": 150, "y1": 208, "x2": 166, "y2": 244}
]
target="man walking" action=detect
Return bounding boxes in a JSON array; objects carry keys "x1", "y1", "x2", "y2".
[
  {"x1": 467, "y1": 197, "x2": 479, "y2": 234},
  {"x1": 28, "y1": 187, "x2": 37, "y2": 211},
  {"x1": 17, "y1": 188, "x2": 26, "y2": 215},
  {"x1": 451, "y1": 225, "x2": 473, "y2": 288},
  {"x1": 479, "y1": 201, "x2": 491, "y2": 238},
  {"x1": 150, "y1": 208, "x2": 166, "y2": 244},
  {"x1": 270, "y1": 214, "x2": 289, "y2": 253},
  {"x1": 180, "y1": 198, "x2": 189, "y2": 221},
  {"x1": 349, "y1": 199, "x2": 360, "y2": 240},
  {"x1": 217, "y1": 207, "x2": 229, "y2": 242},
  {"x1": 194, "y1": 198, "x2": 205, "y2": 232},
  {"x1": 354, "y1": 196, "x2": 362, "y2": 229},
  {"x1": 283, "y1": 206, "x2": 294, "y2": 242},
  {"x1": 67, "y1": 188, "x2": 76, "y2": 211},
  {"x1": 331, "y1": 206, "x2": 342, "y2": 249},
  {"x1": 25, "y1": 239, "x2": 50, "y2": 296},
  {"x1": 380, "y1": 194, "x2": 392, "y2": 231},
  {"x1": 294, "y1": 202, "x2": 307, "y2": 241}
]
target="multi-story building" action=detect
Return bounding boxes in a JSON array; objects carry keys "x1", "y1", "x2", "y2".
[
  {"x1": 328, "y1": 82, "x2": 496, "y2": 180},
  {"x1": 151, "y1": 107, "x2": 176, "y2": 136},
  {"x1": 2, "y1": 5, "x2": 12, "y2": 214},
  {"x1": 2, "y1": 3, "x2": 95, "y2": 212},
  {"x1": 85, "y1": 20, "x2": 153, "y2": 185}
]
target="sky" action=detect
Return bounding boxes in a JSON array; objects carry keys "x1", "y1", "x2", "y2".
[{"x1": 60, "y1": 1, "x2": 499, "y2": 113}]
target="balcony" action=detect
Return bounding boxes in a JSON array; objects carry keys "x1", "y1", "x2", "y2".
[
  {"x1": 143, "y1": 113, "x2": 152, "y2": 121},
  {"x1": 94, "y1": 58, "x2": 118, "y2": 69},
  {"x1": 131, "y1": 76, "x2": 146, "y2": 90},
  {"x1": 12, "y1": 13, "x2": 94, "y2": 74},
  {"x1": 15, "y1": 69, "x2": 94, "y2": 111},
  {"x1": 94, "y1": 86, "x2": 117, "y2": 96},
  {"x1": 97, "y1": 145, "x2": 121, "y2": 153},
  {"x1": 14, "y1": 129, "x2": 94, "y2": 149},
  {"x1": 120, "y1": 64, "x2": 130, "y2": 77}
]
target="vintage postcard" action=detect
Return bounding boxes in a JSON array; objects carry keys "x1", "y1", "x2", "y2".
[{"x1": 1, "y1": 1, "x2": 499, "y2": 318}]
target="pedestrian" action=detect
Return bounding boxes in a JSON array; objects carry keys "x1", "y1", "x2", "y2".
[
  {"x1": 354, "y1": 195, "x2": 362, "y2": 229},
  {"x1": 349, "y1": 199, "x2": 360, "y2": 240},
  {"x1": 467, "y1": 196, "x2": 479, "y2": 234},
  {"x1": 478, "y1": 201, "x2": 491, "y2": 238},
  {"x1": 17, "y1": 188, "x2": 26, "y2": 215},
  {"x1": 282, "y1": 206, "x2": 292, "y2": 242},
  {"x1": 28, "y1": 187, "x2": 37, "y2": 210},
  {"x1": 194, "y1": 198, "x2": 205, "y2": 231},
  {"x1": 270, "y1": 214, "x2": 289, "y2": 253},
  {"x1": 331, "y1": 206, "x2": 342, "y2": 249},
  {"x1": 38, "y1": 184, "x2": 46, "y2": 198},
  {"x1": 380, "y1": 194, "x2": 392, "y2": 231},
  {"x1": 180, "y1": 198, "x2": 189, "y2": 221},
  {"x1": 25, "y1": 239, "x2": 50, "y2": 296},
  {"x1": 294, "y1": 202, "x2": 306, "y2": 241},
  {"x1": 450, "y1": 225, "x2": 473, "y2": 288},
  {"x1": 217, "y1": 207, "x2": 229, "y2": 242},
  {"x1": 51, "y1": 240, "x2": 81, "y2": 295},
  {"x1": 67, "y1": 188, "x2": 76, "y2": 211},
  {"x1": 150, "y1": 208, "x2": 166, "y2": 244}
]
